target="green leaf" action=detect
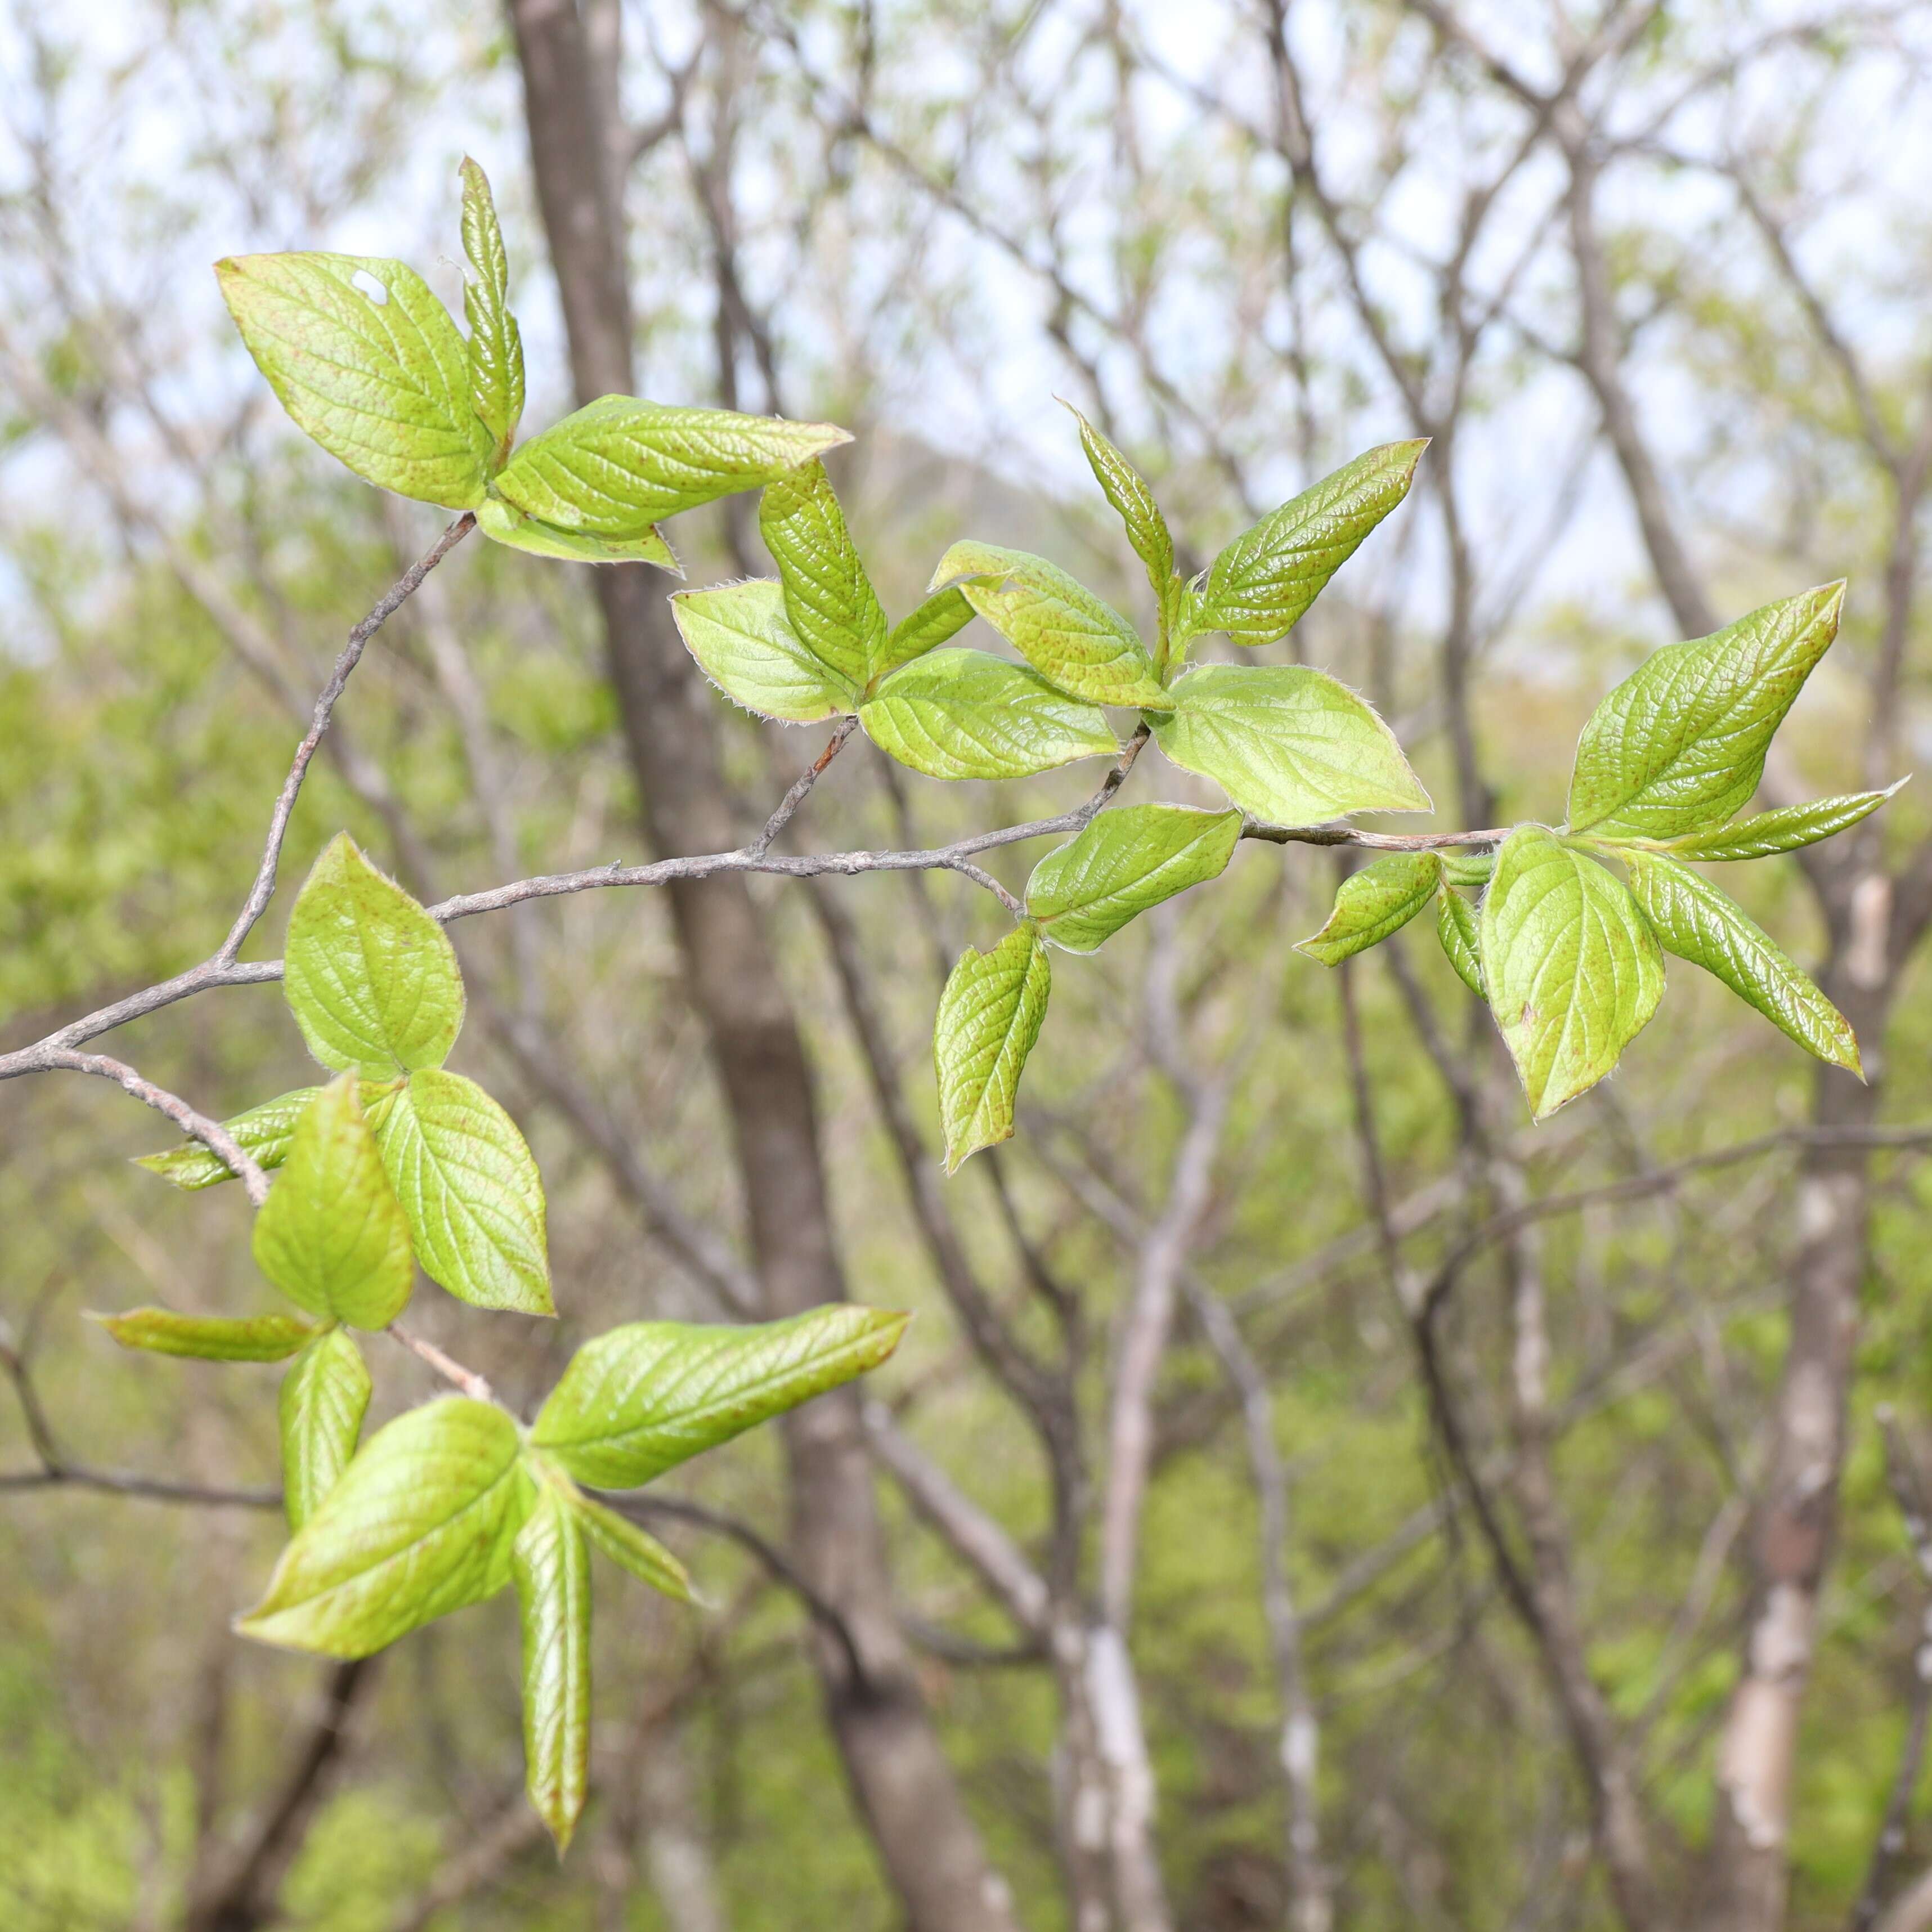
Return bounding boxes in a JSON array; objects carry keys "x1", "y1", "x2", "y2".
[
  {"x1": 1480, "y1": 826, "x2": 1665, "y2": 1120},
  {"x1": 531, "y1": 1305, "x2": 909, "y2": 1491},
  {"x1": 139, "y1": 1087, "x2": 313, "y2": 1190},
  {"x1": 280, "y1": 1328, "x2": 371, "y2": 1531},
  {"x1": 1025, "y1": 804, "x2": 1241, "y2": 953},
  {"x1": 1656, "y1": 783, "x2": 1904, "y2": 861},
  {"x1": 672, "y1": 578, "x2": 858, "y2": 723},
  {"x1": 476, "y1": 495, "x2": 677, "y2": 570},
  {"x1": 514, "y1": 1479, "x2": 592, "y2": 1853},
  {"x1": 859, "y1": 649, "x2": 1118, "y2": 781},
  {"x1": 572, "y1": 1492, "x2": 693, "y2": 1602},
  {"x1": 1194, "y1": 442, "x2": 1427, "y2": 647},
  {"x1": 136, "y1": 1082, "x2": 402, "y2": 1192},
  {"x1": 759, "y1": 460, "x2": 889, "y2": 688},
  {"x1": 284, "y1": 834, "x2": 465, "y2": 1079},
  {"x1": 87, "y1": 1307, "x2": 319, "y2": 1362},
  {"x1": 1296, "y1": 851, "x2": 1441, "y2": 966},
  {"x1": 1151, "y1": 664, "x2": 1432, "y2": 823},
  {"x1": 1567, "y1": 583, "x2": 1845, "y2": 840},
  {"x1": 1440, "y1": 849, "x2": 1496, "y2": 890},
  {"x1": 373, "y1": 1069, "x2": 552, "y2": 1316},
  {"x1": 1437, "y1": 889, "x2": 1486, "y2": 998},
  {"x1": 494, "y1": 396, "x2": 851, "y2": 538},
  {"x1": 930, "y1": 542, "x2": 1169, "y2": 709},
  {"x1": 1065, "y1": 404, "x2": 1178, "y2": 622},
  {"x1": 934, "y1": 923, "x2": 1051, "y2": 1172},
  {"x1": 880, "y1": 587, "x2": 975, "y2": 675},
  {"x1": 252, "y1": 1075, "x2": 414, "y2": 1329},
  {"x1": 237, "y1": 1397, "x2": 530, "y2": 1657},
  {"x1": 217, "y1": 253, "x2": 493, "y2": 509},
  {"x1": 1625, "y1": 852, "x2": 1860, "y2": 1073},
  {"x1": 459, "y1": 158, "x2": 523, "y2": 463}
]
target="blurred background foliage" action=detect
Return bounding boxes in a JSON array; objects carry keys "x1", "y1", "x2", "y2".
[{"x1": 2, "y1": 2, "x2": 1931, "y2": 1928}]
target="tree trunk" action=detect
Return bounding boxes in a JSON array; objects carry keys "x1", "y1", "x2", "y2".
[
  {"x1": 1701, "y1": 922, "x2": 1891, "y2": 1927},
  {"x1": 505, "y1": 7, "x2": 1018, "y2": 1929}
]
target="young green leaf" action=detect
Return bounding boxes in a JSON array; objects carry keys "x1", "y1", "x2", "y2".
[
  {"x1": 514, "y1": 1480, "x2": 592, "y2": 1853},
  {"x1": 217, "y1": 253, "x2": 493, "y2": 509},
  {"x1": 859, "y1": 649, "x2": 1118, "y2": 781},
  {"x1": 1437, "y1": 889, "x2": 1487, "y2": 998},
  {"x1": 1151, "y1": 664, "x2": 1432, "y2": 824},
  {"x1": 237, "y1": 1397, "x2": 530, "y2": 1657},
  {"x1": 374, "y1": 1069, "x2": 552, "y2": 1316},
  {"x1": 1567, "y1": 583, "x2": 1845, "y2": 840},
  {"x1": 672, "y1": 578, "x2": 859, "y2": 724},
  {"x1": 1656, "y1": 783, "x2": 1904, "y2": 862},
  {"x1": 87, "y1": 1307, "x2": 320, "y2": 1362},
  {"x1": 1625, "y1": 852, "x2": 1860, "y2": 1073},
  {"x1": 1296, "y1": 851, "x2": 1441, "y2": 966},
  {"x1": 880, "y1": 586, "x2": 976, "y2": 675},
  {"x1": 493, "y1": 397, "x2": 850, "y2": 538},
  {"x1": 531, "y1": 1305, "x2": 910, "y2": 1491},
  {"x1": 934, "y1": 923, "x2": 1051, "y2": 1172},
  {"x1": 476, "y1": 497, "x2": 678, "y2": 570},
  {"x1": 1440, "y1": 848, "x2": 1495, "y2": 890},
  {"x1": 459, "y1": 158, "x2": 524, "y2": 463},
  {"x1": 136, "y1": 1081, "x2": 402, "y2": 1191},
  {"x1": 1065, "y1": 404, "x2": 1177, "y2": 621},
  {"x1": 1025, "y1": 804, "x2": 1241, "y2": 953},
  {"x1": 136, "y1": 1087, "x2": 315, "y2": 1190},
  {"x1": 930, "y1": 542, "x2": 1171, "y2": 710},
  {"x1": 1194, "y1": 442, "x2": 1427, "y2": 647},
  {"x1": 284, "y1": 834, "x2": 465, "y2": 1079},
  {"x1": 759, "y1": 460, "x2": 889, "y2": 688},
  {"x1": 1480, "y1": 826, "x2": 1665, "y2": 1120},
  {"x1": 252, "y1": 1075, "x2": 414, "y2": 1329},
  {"x1": 571, "y1": 1493, "x2": 693, "y2": 1602},
  {"x1": 280, "y1": 1328, "x2": 371, "y2": 1531}
]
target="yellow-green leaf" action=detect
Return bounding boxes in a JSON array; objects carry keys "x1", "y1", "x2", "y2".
[
  {"x1": 1151, "y1": 664, "x2": 1431, "y2": 823},
  {"x1": 87, "y1": 1307, "x2": 320, "y2": 1362},
  {"x1": 217, "y1": 252, "x2": 492, "y2": 508},
  {"x1": 279, "y1": 1328, "x2": 371, "y2": 1531},
  {"x1": 1625, "y1": 851, "x2": 1859, "y2": 1073},
  {"x1": 934, "y1": 924, "x2": 1051, "y2": 1171},
  {"x1": 373, "y1": 1070, "x2": 552, "y2": 1316},
  {"x1": 1480, "y1": 826, "x2": 1664, "y2": 1120},
  {"x1": 1296, "y1": 851, "x2": 1441, "y2": 966},
  {"x1": 237, "y1": 1397, "x2": 530, "y2": 1657},
  {"x1": 252, "y1": 1075, "x2": 413, "y2": 1329},
  {"x1": 284, "y1": 834, "x2": 465, "y2": 1079},
  {"x1": 514, "y1": 1480, "x2": 593, "y2": 1853}
]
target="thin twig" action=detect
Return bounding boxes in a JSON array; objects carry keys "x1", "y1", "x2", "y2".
[
  {"x1": 217, "y1": 513, "x2": 476, "y2": 965},
  {"x1": 41, "y1": 1049, "x2": 269, "y2": 1205},
  {"x1": 388, "y1": 1323, "x2": 496, "y2": 1404},
  {"x1": 751, "y1": 716, "x2": 858, "y2": 856}
]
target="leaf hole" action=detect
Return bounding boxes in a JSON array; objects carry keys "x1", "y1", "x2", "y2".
[{"x1": 349, "y1": 268, "x2": 390, "y2": 307}]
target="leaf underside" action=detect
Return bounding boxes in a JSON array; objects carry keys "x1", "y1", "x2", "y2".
[
  {"x1": 934, "y1": 923, "x2": 1052, "y2": 1171},
  {"x1": 217, "y1": 252, "x2": 493, "y2": 509},
  {"x1": 374, "y1": 1069, "x2": 552, "y2": 1315},
  {"x1": 514, "y1": 1482, "x2": 593, "y2": 1853},
  {"x1": 860, "y1": 649, "x2": 1117, "y2": 781},
  {"x1": 1151, "y1": 664, "x2": 1432, "y2": 824},
  {"x1": 1480, "y1": 826, "x2": 1665, "y2": 1119},
  {"x1": 237, "y1": 1397, "x2": 529, "y2": 1657}
]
